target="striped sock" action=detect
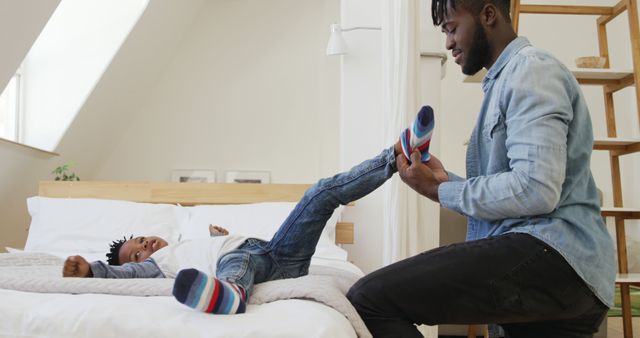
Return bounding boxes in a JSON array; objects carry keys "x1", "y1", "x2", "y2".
[
  {"x1": 172, "y1": 268, "x2": 246, "y2": 314},
  {"x1": 400, "y1": 105, "x2": 434, "y2": 162}
]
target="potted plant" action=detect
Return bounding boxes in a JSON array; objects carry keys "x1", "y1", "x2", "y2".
[{"x1": 51, "y1": 162, "x2": 80, "y2": 181}]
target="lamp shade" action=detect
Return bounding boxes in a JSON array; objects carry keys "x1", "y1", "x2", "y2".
[{"x1": 326, "y1": 24, "x2": 348, "y2": 55}]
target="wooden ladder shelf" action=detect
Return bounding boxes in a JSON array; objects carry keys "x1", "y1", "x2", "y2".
[{"x1": 510, "y1": 1, "x2": 640, "y2": 337}]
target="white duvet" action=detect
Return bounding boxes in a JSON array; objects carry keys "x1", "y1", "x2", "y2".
[{"x1": 0, "y1": 253, "x2": 369, "y2": 338}]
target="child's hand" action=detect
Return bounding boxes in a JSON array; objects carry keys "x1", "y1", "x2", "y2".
[
  {"x1": 209, "y1": 224, "x2": 229, "y2": 237},
  {"x1": 63, "y1": 255, "x2": 93, "y2": 278}
]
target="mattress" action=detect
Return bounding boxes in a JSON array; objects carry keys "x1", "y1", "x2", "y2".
[{"x1": 0, "y1": 258, "x2": 362, "y2": 338}]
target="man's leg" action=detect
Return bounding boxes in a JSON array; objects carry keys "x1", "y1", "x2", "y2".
[
  {"x1": 347, "y1": 233, "x2": 608, "y2": 338},
  {"x1": 500, "y1": 304, "x2": 608, "y2": 338},
  {"x1": 264, "y1": 147, "x2": 397, "y2": 277}
]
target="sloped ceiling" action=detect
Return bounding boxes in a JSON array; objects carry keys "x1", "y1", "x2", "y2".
[
  {"x1": 0, "y1": 0, "x2": 60, "y2": 91},
  {"x1": 0, "y1": 0, "x2": 206, "y2": 250}
]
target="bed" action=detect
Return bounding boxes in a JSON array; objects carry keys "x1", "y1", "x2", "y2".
[{"x1": 0, "y1": 181, "x2": 370, "y2": 338}]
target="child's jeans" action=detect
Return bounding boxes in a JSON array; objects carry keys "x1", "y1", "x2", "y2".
[{"x1": 215, "y1": 147, "x2": 397, "y2": 297}]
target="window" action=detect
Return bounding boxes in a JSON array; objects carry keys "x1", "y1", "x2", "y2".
[
  {"x1": 2, "y1": 0, "x2": 148, "y2": 151},
  {"x1": 0, "y1": 72, "x2": 21, "y2": 142}
]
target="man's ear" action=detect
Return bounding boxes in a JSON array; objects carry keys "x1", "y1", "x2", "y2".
[{"x1": 479, "y1": 3, "x2": 498, "y2": 27}]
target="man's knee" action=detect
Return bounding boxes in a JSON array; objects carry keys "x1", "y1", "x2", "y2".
[
  {"x1": 346, "y1": 281, "x2": 361, "y2": 307},
  {"x1": 347, "y1": 275, "x2": 385, "y2": 314}
]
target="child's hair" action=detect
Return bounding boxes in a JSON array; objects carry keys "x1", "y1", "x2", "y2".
[{"x1": 106, "y1": 235, "x2": 133, "y2": 265}]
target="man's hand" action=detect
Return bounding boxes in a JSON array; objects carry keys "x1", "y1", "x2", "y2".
[
  {"x1": 63, "y1": 255, "x2": 92, "y2": 278},
  {"x1": 397, "y1": 150, "x2": 449, "y2": 202}
]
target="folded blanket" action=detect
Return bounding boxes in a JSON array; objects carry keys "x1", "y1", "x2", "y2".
[{"x1": 0, "y1": 252, "x2": 371, "y2": 338}]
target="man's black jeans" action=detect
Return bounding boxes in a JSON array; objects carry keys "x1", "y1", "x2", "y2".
[{"x1": 347, "y1": 233, "x2": 608, "y2": 338}]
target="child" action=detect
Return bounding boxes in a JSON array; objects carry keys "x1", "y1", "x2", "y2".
[{"x1": 63, "y1": 109, "x2": 434, "y2": 315}]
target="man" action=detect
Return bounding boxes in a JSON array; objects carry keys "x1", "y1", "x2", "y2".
[{"x1": 347, "y1": 1, "x2": 615, "y2": 337}]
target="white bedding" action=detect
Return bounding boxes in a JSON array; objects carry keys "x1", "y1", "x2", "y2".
[
  {"x1": 0, "y1": 257, "x2": 365, "y2": 338},
  {"x1": 11, "y1": 195, "x2": 366, "y2": 337}
]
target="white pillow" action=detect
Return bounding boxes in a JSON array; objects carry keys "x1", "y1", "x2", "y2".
[
  {"x1": 24, "y1": 197, "x2": 186, "y2": 258},
  {"x1": 181, "y1": 202, "x2": 347, "y2": 260}
]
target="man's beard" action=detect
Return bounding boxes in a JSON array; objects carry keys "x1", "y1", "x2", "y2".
[{"x1": 462, "y1": 20, "x2": 490, "y2": 75}]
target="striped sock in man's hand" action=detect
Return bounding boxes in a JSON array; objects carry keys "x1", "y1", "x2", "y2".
[{"x1": 400, "y1": 105, "x2": 434, "y2": 162}]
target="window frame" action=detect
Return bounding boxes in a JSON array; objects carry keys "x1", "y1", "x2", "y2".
[{"x1": 0, "y1": 67, "x2": 23, "y2": 142}]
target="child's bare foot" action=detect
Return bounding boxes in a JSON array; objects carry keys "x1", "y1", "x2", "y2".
[{"x1": 209, "y1": 225, "x2": 229, "y2": 237}]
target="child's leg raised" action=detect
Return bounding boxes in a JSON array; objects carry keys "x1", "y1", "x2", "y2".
[{"x1": 265, "y1": 146, "x2": 398, "y2": 276}]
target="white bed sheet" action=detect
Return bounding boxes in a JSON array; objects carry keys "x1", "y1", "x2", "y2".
[{"x1": 0, "y1": 259, "x2": 363, "y2": 338}]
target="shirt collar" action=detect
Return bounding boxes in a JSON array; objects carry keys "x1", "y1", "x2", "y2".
[{"x1": 482, "y1": 36, "x2": 531, "y2": 84}]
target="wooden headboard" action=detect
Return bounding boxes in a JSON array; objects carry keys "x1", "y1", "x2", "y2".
[{"x1": 38, "y1": 181, "x2": 354, "y2": 244}]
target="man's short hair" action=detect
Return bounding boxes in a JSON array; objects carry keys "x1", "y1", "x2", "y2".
[
  {"x1": 431, "y1": 0, "x2": 512, "y2": 26},
  {"x1": 106, "y1": 235, "x2": 132, "y2": 265}
]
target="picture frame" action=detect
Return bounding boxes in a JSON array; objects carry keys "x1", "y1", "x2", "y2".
[
  {"x1": 171, "y1": 169, "x2": 216, "y2": 183},
  {"x1": 225, "y1": 171, "x2": 270, "y2": 184}
]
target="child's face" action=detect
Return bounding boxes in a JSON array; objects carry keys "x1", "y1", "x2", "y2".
[{"x1": 119, "y1": 236, "x2": 168, "y2": 264}]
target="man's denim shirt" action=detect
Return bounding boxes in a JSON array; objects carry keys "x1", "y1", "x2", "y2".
[{"x1": 438, "y1": 37, "x2": 615, "y2": 307}]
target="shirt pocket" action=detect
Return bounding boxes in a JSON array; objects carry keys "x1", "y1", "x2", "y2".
[
  {"x1": 482, "y1": 110, "x2": 506, "y2": 140},
  {"x1": 482, "y1": 111, "x2": 509, "y2": 174}
]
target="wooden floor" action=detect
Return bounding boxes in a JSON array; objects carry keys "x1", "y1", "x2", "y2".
[
  {"x1": 607, "y1": 316, "x2": 640, "y2": 338},
  {"x1": 439, "y1": 317, "x2": 638, "y2": 337}
]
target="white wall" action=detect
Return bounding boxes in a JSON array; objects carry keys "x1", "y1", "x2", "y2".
[
  {"x1": 93, "y1": 0, "x2": 340, "y2": 185},
  {"x1": 0, "y1": 0, "x2": 340, "y2": 255},
  {"x1": 339, "y1": 0, "x2": 385, "y2": 274},
  {"x1": 0, "y1": 0, "x2": 341, "y2": 252},
  {"x1": 0, "y1": 0, "x2": 208, "y2": 251}
]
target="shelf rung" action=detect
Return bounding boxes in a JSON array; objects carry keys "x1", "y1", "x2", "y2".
[
  {"x1": 601, "y1": 208, "x2": 640, "y2": 219},
  {"x1": 616, "y1": 273, "x2": 640, "y2": 285},
  {"x1": 520, "y1": 5, "x2": 613, "y2": 16},
  {"x1": 593, "y1": 138, "x2": 640, "y2": 155},
  {"x1": 463, "y1": 68, "x2": 634, "y2": 85},
  {"x1": 572, "y1": 68, "x2": 634, "y2": 82}
]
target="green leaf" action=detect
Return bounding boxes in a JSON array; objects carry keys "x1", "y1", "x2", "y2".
[{"x1": 52, "y1": 162, "x2": 80, "y2": 181}]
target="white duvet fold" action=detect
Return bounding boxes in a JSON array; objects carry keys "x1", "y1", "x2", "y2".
[{"x1": 0, "y1": 252, "x2": 371, "y2": 338}]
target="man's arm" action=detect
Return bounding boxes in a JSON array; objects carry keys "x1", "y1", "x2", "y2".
[{"x1": 438, "y1": 55, "x2": 571, "y2": 221}]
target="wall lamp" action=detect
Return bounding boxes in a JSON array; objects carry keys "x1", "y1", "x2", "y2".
[{"x1": 325, "y1": 23, "x2": 381, "y2": 56}]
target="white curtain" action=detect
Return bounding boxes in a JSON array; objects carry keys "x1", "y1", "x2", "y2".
[
  {"x1": 381, "y1": 0, "x2": 422, "y2": 265},
  {"x1": 381, "y1": 3, "x2": 445, "y2": 336},
  {"x1": 381, "y1": 0, "x2": 445, "y2": 268}
]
